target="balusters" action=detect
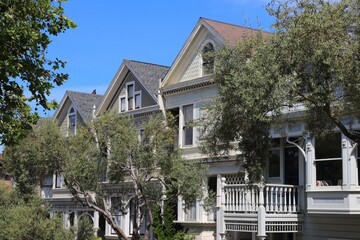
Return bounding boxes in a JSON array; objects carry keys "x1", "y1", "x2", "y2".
[
  {"x1": 265, "y1": 186, "x2": 269, "y2": 211},
  {"x1": 292, "y1": 187, "x2": 297, "y2": 212}
]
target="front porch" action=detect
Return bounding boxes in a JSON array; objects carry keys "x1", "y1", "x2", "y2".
[{"x1": 217, "y1": 180, "x2": 304, "y2": 240}]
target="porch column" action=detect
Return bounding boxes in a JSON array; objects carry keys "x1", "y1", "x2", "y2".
[
  {"x1": 93, "y1": 211, "x2": 99, "y2": 236},
  {"x1": 178, "y1": 195, "x2": 183, "y2": 221},
  {"x1": 306, "y1": 137, "x2": 315, "y2": 190},
  {"x1": 216, "y1": 176, "x2": 226, "y2": 240},
  {"x1": 257, "y1": 185, "x2": 266, "y2": 240}
]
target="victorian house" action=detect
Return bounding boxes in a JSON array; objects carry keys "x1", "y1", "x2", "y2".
[{"x1": 43, "y1": 17, "x2": 360, "y2": 240}]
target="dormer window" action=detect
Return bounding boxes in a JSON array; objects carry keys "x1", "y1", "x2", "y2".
[
  {"x1": 202, "y1": 42, "x2": 215, "y2": 76},
  {"x1": 68, "y1": 107, "x2": 76, "y2": 136},
  {"x1": 119, "y1": 82, "x2": 141, "y2": 112},
  {"x1": 127, "y1": 84, "x2": 134, "y2": 110}
]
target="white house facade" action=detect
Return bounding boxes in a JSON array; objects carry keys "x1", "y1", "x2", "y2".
[{"x1": 42, "y1": 17, "x2": 360, "y2": 240}]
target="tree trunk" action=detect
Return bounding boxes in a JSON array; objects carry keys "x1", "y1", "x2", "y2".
[{"x1": 64, "y1": 179, "x2": 128, "y2": 240}]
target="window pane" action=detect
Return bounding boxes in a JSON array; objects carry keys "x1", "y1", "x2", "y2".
[
  {"x1": 69, "y1": 114, "x2": 76, "y2": 135},
  {"x1": 128, "y1": 97, "x2": 133, "y2": 110},
  {"x1": 269, "y1": 149, "x2": 280, "y2": 178},
  {"x1": 185, "y1": 201, "x2": 196, "y2": 221},
  {"x1": 135, "y1": 94, "x2": 141, "y2": 109},
  {"x1": 183, "y1": 105, "x2": 193, "y2": 145},
  {"x1": 120, "y1": 97, "x2": 126, "y2": 112},
  {"x1": 315, "y1": 132, "x2": 341, "y2": 159},
  {"x1": 127, "y1": 84, "x2": 134, "y2": 98},
  {"x1": 316, "y1": 160, "x2": 342, "y2": 186},
  {"x1": 55, "y1": 173, "x2": 62, "y2": 188}
]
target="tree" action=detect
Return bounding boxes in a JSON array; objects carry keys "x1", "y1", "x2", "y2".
[
  {"x1": 153, "y1": 191, "x2": 194, "y2": 240},
  {"x1": 199, "y1": 0, "x2": 360, "y2": 182},
  {"x1": 0, "y1": 0, "x2": 76, "y2": 145},
  {"x1": 0, "y1": 182, "x2": 74, "y2": 240},
  {"x1": 5, "y1": 114, "x2": 208, "y2": 240}
]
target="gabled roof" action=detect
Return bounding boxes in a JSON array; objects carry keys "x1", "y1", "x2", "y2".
[
  {"x1": 125, "y1": 60, "x2": 169, "y2": 97},
  {"x1": 97, "y1": 59, "x2": 169, "y2": 115},
  {"x1": 161, "y1": 17, "x2": 270, "y2": 87},
  {"x1": 202, "y1": 18, "x2": 271, "y2": 45},
  {"x1": 53, "y1": 91, "x2": 103, "y2": 123}
]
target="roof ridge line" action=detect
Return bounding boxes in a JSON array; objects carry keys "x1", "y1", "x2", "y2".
[
  {"x1": 201, "y1": 17, "x2": 273, "y2": 34},
  {"x1": 124, "y1": 59, "x2": 170, "y2": 68}
]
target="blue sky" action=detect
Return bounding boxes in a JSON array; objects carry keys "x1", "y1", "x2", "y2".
[{"x1": 42, "y1": 0, "x2": 274, "y2": 116}]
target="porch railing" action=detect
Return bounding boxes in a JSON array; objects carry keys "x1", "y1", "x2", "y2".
[{"x1": 223, "y1": 184, "x2": 300, "y2": 214}]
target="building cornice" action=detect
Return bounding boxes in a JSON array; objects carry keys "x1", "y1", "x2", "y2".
[{"x1": 161, "y1": 75, "x2": 214, "y2": 96}]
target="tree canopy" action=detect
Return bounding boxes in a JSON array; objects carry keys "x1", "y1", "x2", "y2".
[
  {"x1": 0, "y1": 182, "x2": 73, "y2": 240},
  {"x1": 5, "y1": 114, "x2": 208, "y2": 240},
  {"x1": 0, "y1": 0, "x2": 76, "y2": 145},
  {"x1": 199, "y1": 0, "x2": 360, "y2": 181}
]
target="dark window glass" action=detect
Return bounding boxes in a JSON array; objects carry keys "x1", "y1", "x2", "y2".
[
  {"x1": 315, "y1": 132, "x2": 341, "y2": 159},
  {"x1": 202, "y1": 42, "x2": 215, "y2": 75},
  {"x1": 120, "y1": 97, "x2": 126, "y2": 112},
  {"x1": 269, "y1": 149, "x2": 280, "y2": 178},
  {"x1": 316, "y1": 160, "x2": 342, "y2": 186},
  {"x1": 183, "y1": 105, "x2": 193, "y2": 145},
  {"x1": 135, "y1": 94, "x2": 141, "y2": 109},
  {"x1": 127, "y1": 84, "x2": 134, "y2": 110}
]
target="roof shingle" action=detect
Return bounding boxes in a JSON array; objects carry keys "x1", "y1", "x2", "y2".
[
  {"x1": 67, "y1": 91, "x2": 103, "y2": 123},
  {"x1": 125, "y1": 60, "x2": 169, "y2": 98},
  {"x1": 203, "y1": 18, "x2": 271, "y2": 45}
]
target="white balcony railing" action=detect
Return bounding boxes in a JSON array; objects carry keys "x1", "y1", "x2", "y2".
[{"x1": 223, "y1": 184, "x2": 301, "y2": 214}]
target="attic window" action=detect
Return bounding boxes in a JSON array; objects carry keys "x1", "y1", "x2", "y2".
[
  {"x1": 119, "y1": 82, "x2": 142, "y2": 112},
  {"x1": 68, "y1": 107, "x2": 76, "y2": 136},
  {"x1": 202, "y1": 42, "x2": 215, "y2": 76}
]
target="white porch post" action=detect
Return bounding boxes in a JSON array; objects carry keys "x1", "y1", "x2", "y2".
[
  {"x1": 216, "y1": 176, "x2": 226, "y2": 240},
  {"x1": 93, "y1": 211, "x2": 99, "y2": 236},
  {"x1": 306, "y1": 138, "x2": 315, "y2": 190},
  {"x1": 257, "y1": 185, "x2": 266, "y2": 240},
  {"x1": 178, "y1": 195, "x2": 183, "y2": 221}
]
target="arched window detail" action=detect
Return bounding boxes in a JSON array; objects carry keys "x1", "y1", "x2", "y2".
[
  {"x1": 68, "y1": 107, "x2": 76, "y2": 136},
  {"x1": 202, "y1": 42, "x2": 215, "y2": 76}
]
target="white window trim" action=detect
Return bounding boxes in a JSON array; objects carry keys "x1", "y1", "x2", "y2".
[
  {"x1": 119, "y1": 95, "x2": 126, "y2": 112},
  {"x1": 267, "y1": 141, "x2": 282, "y2": 182},
  {"x1": 67, "y1": 106, "x2": 76, "y2": 136},
  {"x1": 181, "y1": 104, "x2": 194, "y2": 147},
  {"x1": 201, "y1": 39, "x2": 216, "y2": 77},
  {"x1": 119, "y1": 81, "x2": 142, "y2": 112}
]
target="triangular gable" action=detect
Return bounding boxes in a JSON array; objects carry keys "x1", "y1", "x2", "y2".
[
  {"x1": 161, "y1": 17, "x2": 269, "y2": 88},
  {"x1": 96, "y1": 59, "x2": 169, "y2": 115},
  {"x1": 53, "y1": 91, "x2": 103, "y2": 125}
]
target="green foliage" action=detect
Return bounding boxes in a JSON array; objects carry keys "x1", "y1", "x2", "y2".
[
  {"x1": 199, "y1": 0, "x2": 360, "y2": 182},
  {"x1": 0, "y1": 182, "x2": 73, "y2": 240},
  {"x1": 5, "y1": 113, "x2": 208, "y2": 239},
  {"x1": 4, "y1": 118, "x2": 65, "y2": 199},
  {"x1": 77, "y1": 215, "x2": 97, "y2": 240},
  {"x1": 153, "y1": 194, "x2": 194, "y2": 240},
  {"x1": 0, "y1": 0, "x2": 76, "y2": 145}
]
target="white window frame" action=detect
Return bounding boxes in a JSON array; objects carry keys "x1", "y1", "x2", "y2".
[
  {"x1": 201, "y1": 40, "x2": 216, "y2": 77},
  {"x1": 314, "y1": 132, "x2": 343, "y2": 187},
  {"x1": 267, "y1": 138, "x2": 282, "y2": 181},
  {"x1": 54, "y1": 172, "x2": 63, "y2": 189},
  {"x1": 182, "y1": 104, "x2": 194, "y2": 147},
  {"x1": 119, "y1": 81, "x2": 142, "y2": 112},
  {"x1": 67, "y1": 106, "x2": 76, "y2": 136}
]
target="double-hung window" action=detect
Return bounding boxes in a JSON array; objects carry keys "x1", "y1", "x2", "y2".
[
  {"x1": 68, "y1": 107, "x2": 76, "y2": 136},
  {"x1": 315, "y1": 132, "x2": 342, "y2": 186},
  {"x1": 120, "y1": 82, "x2": 141, "y2": 112},
  {"x1": 127, "y1": 84, "x2": 134, "y2": 110},
  {"x1": 268, "y1": 138, "x2": 281, "y2": 179},
  {"x1": 183, "y1": 104, "x2": 193, "y2": 146}
]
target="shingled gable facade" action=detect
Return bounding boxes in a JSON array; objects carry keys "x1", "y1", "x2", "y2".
[{"x1": 44, "y1": 17, "x2": 360, "y2": 240}]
